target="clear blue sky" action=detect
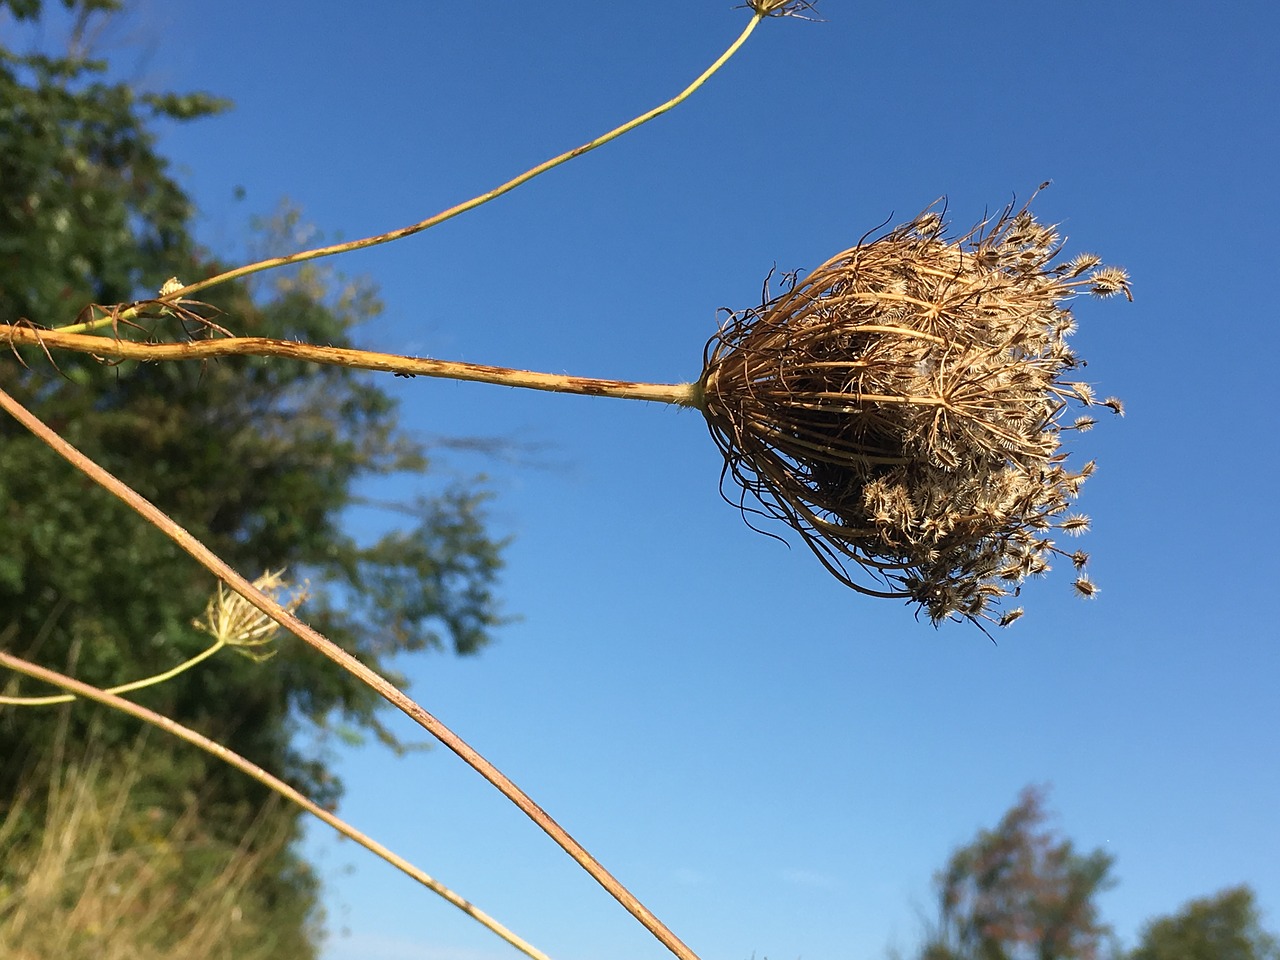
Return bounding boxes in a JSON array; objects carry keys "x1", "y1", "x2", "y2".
[{"x1": 30, "y1": 2, "x2": 1280, "y2": 958}]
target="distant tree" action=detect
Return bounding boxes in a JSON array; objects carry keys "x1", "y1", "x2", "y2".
[
  {"x1": 1, "y1": 1, "x2": 506, "y2": 955},
  {"x1": 0, "y1": 0, "x2": 224, "y2": 327},
  {"x1": 1128, "y1": 886, "x2": 1280, "y2": 960},
  {"x1": 916, "y1": 787, "x2": 1116, "y2": 960}
]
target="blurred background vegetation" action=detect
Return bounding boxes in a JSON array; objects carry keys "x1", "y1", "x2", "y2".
[
  {"x1": 1, "y1": 1, "x2": 506, "y2": 954},
  {"x1": 905, "y1": 786, "x2": 1279, "y2": 960}
]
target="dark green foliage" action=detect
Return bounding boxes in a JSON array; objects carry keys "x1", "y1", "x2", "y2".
[
  {"x1": 0, "y1": 0, "x2": 229, "y2": 325},
  {"x1": 1129, "y1": 887, "x2": 1280, "y2": 960},
  {"x1": 0, "y1": 2, "x2": 506, "y2": 954},
  {"x1": 917, "y1": 787, "x2": 1116, "y2": 960}
]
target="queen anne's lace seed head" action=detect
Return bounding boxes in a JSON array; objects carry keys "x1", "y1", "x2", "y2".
[
  {"x1": 699, "y1": 197, "x2": 1129, "y2": 627},
  {"x1": 193, "y1": 569, "x2": 309, "y2": 660}
]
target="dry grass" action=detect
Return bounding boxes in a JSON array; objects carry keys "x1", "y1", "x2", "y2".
[
  {"x1": 0, "y1": 744, "x2": 313, "y2": 960},
  {"x1": 701, "y1": 195, "x2": 1130, "y2": 627}
]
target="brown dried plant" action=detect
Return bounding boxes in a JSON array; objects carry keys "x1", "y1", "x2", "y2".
[
  {"x1": 192, "y1": 569, "x2": 308, "y2": 662},
  {"x1": 3, "y1": 196, "x2": 1129, "y2": 633},
  {"x1": 699, "y1": 196, "x2": 1130, "y2": 628},
  {"x1": 0, "y1": 190, "x2": 1129, "y2": 960}
]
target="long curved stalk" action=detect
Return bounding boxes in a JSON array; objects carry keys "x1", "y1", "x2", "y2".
[
  {"x1": 0, "y1": 385, "x2": 701, "y2": 960},
  {"x1": 0, "y1": 651, "x2": 554, "y2": 960},
  {"x1": 55, "y1": 9, "x2": 774, "y2": 335}
]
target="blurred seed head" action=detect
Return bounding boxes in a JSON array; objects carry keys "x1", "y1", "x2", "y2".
[
  {"x1": 744, "y1": 0, "x2": 823, "y2": 18},
  {"x1": 699, "y1": 197, "x2": 1129, "y2": 627},
  {"x1": 193, "y1": 569, "x2": 308, "y2": 660}
]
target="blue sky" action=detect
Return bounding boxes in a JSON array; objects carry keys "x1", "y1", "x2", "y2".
[{"x1": 21, "y1": 2, "x2": 1280, "y2": 959}]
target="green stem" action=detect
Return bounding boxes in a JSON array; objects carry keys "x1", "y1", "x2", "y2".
[{"x1": 0, "y1": 637, "x2": 225, "y2": 707}]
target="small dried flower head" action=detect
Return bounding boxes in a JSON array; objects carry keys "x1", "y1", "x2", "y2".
[
  {"x1": 193, "y1": 569, "x2": 309, "y2": 661},
  {"x1": 698, "y1": 197, "x2": 1129, "y2": 626},
  {"x1": 745, "y1": 0, "x2": 822, "y2": 18}
]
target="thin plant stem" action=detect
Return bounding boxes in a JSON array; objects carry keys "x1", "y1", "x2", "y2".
[
  {"x1": 54, "y1": 10, "x2": 771, "y2": 335},
  {"x1": 0, "y1": 325, "x2": 704, "y2": 407},
  {"x1": 0, "y1": 636, "x2": 225, "y2": 707},
  {"x1": 0, "y1": 650, "x2": 554, "y2": 960},
  {"x1": 0, "y1": 385, "x2": 701, "y2": 960}
]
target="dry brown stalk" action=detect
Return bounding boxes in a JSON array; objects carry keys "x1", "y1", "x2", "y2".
[
  {"x1": 0, "y1": 385, "x2": 700, "y2": 960},
  {"x1": 0, "y1": 326, "x2": 698, "y2": 405},
  {"x1": 0, "y1": 651, "x2": 554, "y2": 960},
  {"x1": 0, "y1": 187, "x2": 1123, "y2": 960},
  {"x1": 4, "y1": 197, "x2": 1128, "y2": 629}
]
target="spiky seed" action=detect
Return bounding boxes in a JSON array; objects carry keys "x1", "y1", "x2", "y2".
[
  {"x1": 747, "y1": 0, "x2": 822, "y2": 17},
  {"x1": 1059, "y1": 514, "x2": 1091, "y2": 536},
  {"x1": 1069, "y1": 382, "x2": 1095, "y2": 405},
  {"x1": 1089, "y1": 266, "x2": 1133, "y2": 300},
  {"x1": 1063, "y1": 253, "x2": 1102, "y2": 277},
  {"x1": 999, "y1": 608, "x2": 1026, "y2": 627}
]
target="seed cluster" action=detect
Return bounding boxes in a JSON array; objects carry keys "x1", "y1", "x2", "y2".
[
  {"x1": 699, "y1": 200, "x2": 1129, "y2": 627},
  {"x1": 193, "y1": 569, "x2": 308, "y2": 659}
]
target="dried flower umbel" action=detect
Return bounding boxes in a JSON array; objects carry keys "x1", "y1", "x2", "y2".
[
  {"x1": 194, "y1": 569, "x2": 309, "y2": 660},
  {"x1": 699, "y1": 199, "x2": 1130, "y2": 627},
  {"x1": 9, "y1": 197, "x2": 1127, "y2": 630}
]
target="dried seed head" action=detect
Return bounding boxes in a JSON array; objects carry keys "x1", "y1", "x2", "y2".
[
  {"x1": 744, "y1": 0, "x2": 823, "y2": 18},
  {"x1": 193, "y1": 569, "x2": 309, "y2": 660},
  {"x1": 698, "y1": 198, "x2": 1128, "y2": 627}
]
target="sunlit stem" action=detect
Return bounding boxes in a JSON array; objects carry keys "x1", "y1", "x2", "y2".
[
  {"x1": 55, "y1": 11, "x2": 770, "y2": 335},
  {"x1": 0, "y1": 651, "x2": 555, "y2": 960},
  {"x1": 1, "y1": 325, "x2": 705, "y2": 408},
  {"x1": 0, "y1": 384, "x2": 702, "y2": 960}
]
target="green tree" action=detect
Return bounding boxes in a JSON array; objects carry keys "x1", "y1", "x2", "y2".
[
  {"x1": 1129, "y1": 886, "x2": 1280, "y2": 960},
  {"x1": 1, "y1": 1, "x2": 506, "y2": 954},
  {"x1": 0, "y1": 0, "x2": 224, "y2": 326},
  {"x1": 916, "y1": 787, "x2": 1116, "y2": 960}
]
